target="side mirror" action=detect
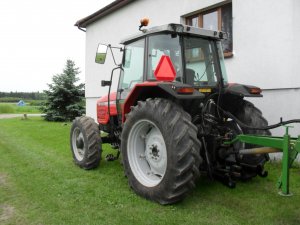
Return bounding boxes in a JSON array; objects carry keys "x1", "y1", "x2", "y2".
[{"x1": 95, "y1": 44, "x2": 108, "y2": 64}]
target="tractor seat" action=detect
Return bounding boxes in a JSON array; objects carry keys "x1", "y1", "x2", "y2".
[{"x1": 186, "y1": 68, "x2": 195, "y2": 85}]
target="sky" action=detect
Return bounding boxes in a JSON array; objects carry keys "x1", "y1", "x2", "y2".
[{"x1": 0, "y1": 0, "x2": 114, "y2": 92}]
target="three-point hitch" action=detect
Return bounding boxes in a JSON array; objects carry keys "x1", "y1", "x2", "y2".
[{"x1": 225, "y1": 125, "x2": 300, "y2": 196}]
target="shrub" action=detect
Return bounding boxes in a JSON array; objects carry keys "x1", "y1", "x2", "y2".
[{"x1": 42, "y1": 60, "x2": 85, "y2": 121}]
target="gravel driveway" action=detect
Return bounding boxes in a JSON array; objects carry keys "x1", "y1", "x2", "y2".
[{"x1": 0, "y1": 114, "x2": 44, "y2": 119}]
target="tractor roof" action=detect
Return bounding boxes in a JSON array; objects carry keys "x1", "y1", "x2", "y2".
[{"x1": 120, "y1": 23, "x2": 227, "y2": 45}]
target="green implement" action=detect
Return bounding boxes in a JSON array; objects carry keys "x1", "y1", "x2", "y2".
[{"x1": 225, "y1": 126, "x2": 300, "y2": 196}]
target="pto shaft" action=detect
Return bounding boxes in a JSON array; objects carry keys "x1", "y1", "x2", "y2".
[{"x1": 239, "y1": 147, "x2": 281, "y2": 155}]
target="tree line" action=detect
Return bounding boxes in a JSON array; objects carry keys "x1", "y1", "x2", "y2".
[
  {"x1": 0, "y1": 60, "x2": 85, "y2": 121},
  {"x1": 0, "y1": 91, "x2": 46, "y2": 101}
]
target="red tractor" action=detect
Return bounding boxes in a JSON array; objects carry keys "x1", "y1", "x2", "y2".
[{"x1": 70, "y1": 22, "x2": 270, "y2": 204}]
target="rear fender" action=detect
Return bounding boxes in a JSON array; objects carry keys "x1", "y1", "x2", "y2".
[
  {"x1": 122, "y1": 82, "x2": 205, "y2": 122},
  {"x1": 225, "y1": 83, "x2": 263, "y2": 97}
]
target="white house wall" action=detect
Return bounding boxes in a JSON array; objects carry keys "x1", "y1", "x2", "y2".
[
  {"x1": 84, "y1": 0, "x2": 300, "y2": 136},
  {"x1": 226, "y1": 0, "x2": 300, "y2": 89},
  {"x1": 249, "y1": 88, "x2": 300, "y2": 137}
]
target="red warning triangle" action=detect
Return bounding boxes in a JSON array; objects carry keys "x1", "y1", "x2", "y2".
[{"x1": 154, "y1": 55, "x2": 176, "y2": 81}]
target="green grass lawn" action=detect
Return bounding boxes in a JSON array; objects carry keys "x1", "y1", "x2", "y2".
[
  {"x1": 0, "y1": 117, "x2": 299, "y2": 225},
  {"x1": 0, "y1": 103, "x2": 41, "y2": 114}
]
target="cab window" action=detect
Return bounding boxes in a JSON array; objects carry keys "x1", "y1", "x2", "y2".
[
  {"x1": 147, "y1": 34, "x2": 183, "y2": 82},
  {"x1": 184, "y1": 37, "x2": 217, "y2": 86},
  {"x1": 120, "y1": 39, "x2": 145, "y2": 90}
]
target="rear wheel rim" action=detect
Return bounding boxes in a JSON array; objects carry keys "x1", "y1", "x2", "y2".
[
  {"x1": 127, "y1": 119, "x2": 167, "y2": 187},
  {"x1": 72, "y1": 127, "x2": 85, "y2": 161}
]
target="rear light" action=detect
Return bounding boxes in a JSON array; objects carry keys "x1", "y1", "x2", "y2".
[
  {"x1": 249, "y1": 88, "x2": 261, "y2": 94},
  {"x1": 176, "y1": 87, "x2": 194, "y2": 94},
  {"x1": 199, "y1": 88, "x2": 212, "y2": 93}
]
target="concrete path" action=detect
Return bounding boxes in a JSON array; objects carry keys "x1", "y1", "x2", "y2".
[{"x1": 0, "y1": 114, "x2": 45, "y2": 119}]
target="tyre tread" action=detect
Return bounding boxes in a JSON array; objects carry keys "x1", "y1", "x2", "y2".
[
  {"x1": 70, "y1": 116, "x2": 102, "y2": 170},
  {"x1": 121, "y1": 98, "x2": 202, "y2": 204}
]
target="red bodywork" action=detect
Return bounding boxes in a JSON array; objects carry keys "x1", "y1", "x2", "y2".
[
  {"x1": 97, "y1": 55, "x2": 177, "y2": 125},
  {"x1": 96, "y1": 82, "x2": 161, "y2": 125},
  {"x1": 97, "y1": 92, "x2": 117, "y2": 124},
  {"x1": 122, "y1": 82, "x2": 160, "y2": 122}
]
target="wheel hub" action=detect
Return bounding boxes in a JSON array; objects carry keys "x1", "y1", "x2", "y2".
[
  {"x1": 150, "y1": 144, "x2": 159, "y2": 159},
  {"x1": 127, "y1": 119, "x2": 167, "y2": 187},
  {"x1": 145, "y1": 130, "x2": 166, "y2": 177},
  {"x1": 76, "y1": 136, "x2": 84, "y2": 149},
  {"x1": 72, "y1": 127, "x2": 85, "y2": 161}
]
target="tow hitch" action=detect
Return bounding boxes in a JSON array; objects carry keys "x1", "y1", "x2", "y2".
[{"x1": 225, "y1": 126, "x2": 300, "y2": 196}]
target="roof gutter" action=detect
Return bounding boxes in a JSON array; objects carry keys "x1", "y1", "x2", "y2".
[
  {"x1": 77, "y1": 27, "x2": 86, "y2": 32},
  {"x1": 75, "y1": 0, "x2": 135, "y2": 31}
]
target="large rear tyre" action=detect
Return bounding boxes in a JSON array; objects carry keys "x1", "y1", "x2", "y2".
[
  {"x1": 70, "y1": 116, "x2": 102, "y2": 170},
  {"x1": 121, "y1": 98, "x2": 202, "y2": 204},
  {"x1": 233, "y1": 100, "x2": 271, "y2": 178}
]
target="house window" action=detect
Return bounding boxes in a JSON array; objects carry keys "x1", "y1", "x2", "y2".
[{"x1": 186, "y1": 3, "x2": 233, "y2": 57}]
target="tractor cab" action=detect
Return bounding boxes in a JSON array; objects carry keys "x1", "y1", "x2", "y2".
[
  {"x1": 119, "y1": 23, "x2": 229, "y2": 89},
  {"x1": 96, "y1": 23, "x2": 233, "y2": 128}
]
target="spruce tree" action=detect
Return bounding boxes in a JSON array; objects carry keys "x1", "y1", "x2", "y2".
[{"x1": 42, "y1": 60, "x2": 85, "y2": 121}]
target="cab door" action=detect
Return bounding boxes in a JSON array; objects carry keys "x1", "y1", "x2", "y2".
[{"x1": 116, "y1": 38, "x2": 145, "y2": 120}]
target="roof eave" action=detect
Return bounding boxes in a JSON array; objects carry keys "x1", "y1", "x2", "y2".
[{"x1": 75, "y1": 0, "x2": 135, "y2": 29}]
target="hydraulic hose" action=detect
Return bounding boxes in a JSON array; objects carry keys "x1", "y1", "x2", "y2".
[
  {"x1": 225, "y1": 110, "x2": 300, "y2": 130},
  {"x1": 214, "y1": 103, "x2": 300, "y2": 131}
]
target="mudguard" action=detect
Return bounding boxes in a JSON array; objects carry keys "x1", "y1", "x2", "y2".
[
  {"x1": 122, "y1": 81, "x2": 205, "y2": 122},
  {"x1": 225, "y1": 83, "x2": 263, "y2": 97}
]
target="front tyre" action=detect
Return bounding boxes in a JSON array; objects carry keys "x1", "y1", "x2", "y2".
[
  {"x1": 70, "y1": 116, "x2": 102, "y2": 170},
  {"x1": 121, "y1": 98, "x2": 202, "y2": 204}
]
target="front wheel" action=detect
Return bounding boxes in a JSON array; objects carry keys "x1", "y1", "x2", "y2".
[
  {"x1": 121, "y1": 98, "x2": 202, "y2": 204},
  {"x1": 70, "y1": 116, "x2": 102, "y2": 170}
]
